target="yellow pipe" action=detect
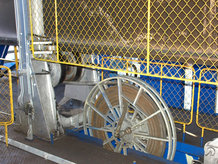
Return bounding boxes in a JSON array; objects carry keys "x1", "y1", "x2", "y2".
[
  {"x1": 201, "y1": 128, "x2": 205, "y2": 138},
  {"x1": 183, "y1": 124, "x2": 186, "y2": 134},
  {"x1": 160, "y1": 64, "x2": 163, "y2": 96},
  {"x1": 5, "y1": 124, "x2": 8, "y2": 146},
  {"x1": 188, "y1": 82, "x2": 195, "y2": 125},
  {"x1": 101, "y1": 60, "x2": 104, "y2": 81},
  {"x1": 146, "y1": 0, "x2": 151, "y2": 75},
  {"x1": 8, "y1": 67, "x2": 14, "y2": 124},
  {"x1": 28, "y1": 0, "x2": 35, "y2": 58},
  {"x1": 55, "y1": 0, "x2": 59, "y2": 62},
  {"x1": 14, "y1": 46, "x2": 19, "y2": 85}
]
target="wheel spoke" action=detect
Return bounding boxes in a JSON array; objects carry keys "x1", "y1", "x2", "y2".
[
  {"x1": 114, "y1": 78, "x2": 127, "y2": 136},
  {"x1": 122, "y1": 95, "x2": 146, "y2": 119},
  {"x1": 123, "y1": 146, "x2": 127, "y2": 156},
  {"x1": 103, "y1": 136, "x2": 115, "y2": 145},
  {"x1": 133, "y1": 144, "x2": 139, "y2": 151},
  {"x1": 114, "y1": 107, "x2": 121, "y2": 118},
  {"x1": 133, "y1": 87, "x2": 143, "y2": 105},
  {"x1": 117, "y1": 78, "x2": 123, "y2": 113},
  {"x1": 132, "y1": 140, "x2": 147, "y2": 153},
  {"x1": 132, "y1": 110, "x2": 161, "y2": 130},
  {"x1": 87, "y1": 126, "x2": 113, "y2": 132},
  {"x1": 98, "y1": 84, "x2": 117, "y2": 120},
  {"x1": 134, "y1": 132, "x2": 168, "y2": 142},
  {"x1": 114, "y1": 140, "x2": 124, "y2": 153},
  {"x1": 87, "y1": 102, "x2": 113, "y2": 124},
  {"x1": 106, "y1": 112, "x2": 116, "y2": 122},
  {"x1": 136, "y1": 138, "x2": 147, "y2": 149}
]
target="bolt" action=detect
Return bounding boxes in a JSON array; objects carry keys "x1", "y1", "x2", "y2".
[
  {"x1": 125, "y1": 127, "x2": 132, "y2": 134},
  {"x1": 114, "y1": 132, "x2": 119, "y2": 138}
]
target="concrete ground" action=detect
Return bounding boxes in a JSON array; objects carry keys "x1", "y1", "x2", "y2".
[{"x1": 0, "y1": 124, "x2": 174, "y2": 164}]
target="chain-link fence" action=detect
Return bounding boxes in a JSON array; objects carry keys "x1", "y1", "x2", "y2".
[
  {"x1": 197, "y1": 69, "x2": 218, "y2": 132},
  {"x1": 0, "y1": 66, "x2": 14, "y2": 146},
  {"x1": 29, "y1": 0, "x2": 217, "y2": 85}
]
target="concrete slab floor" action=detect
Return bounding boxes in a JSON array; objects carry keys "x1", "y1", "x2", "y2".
[{"x1": 0, "y1": 125, "x2": 172, "y2": 164}]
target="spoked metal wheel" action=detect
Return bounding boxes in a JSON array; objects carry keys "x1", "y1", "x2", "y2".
[{"x1": 83, "y1": 76, "x2": 176, "y2": 160}]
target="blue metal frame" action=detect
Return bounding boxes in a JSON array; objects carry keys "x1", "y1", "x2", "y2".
[{"x1": 0, "y1": 45, "x2": 9, "y2": 65}]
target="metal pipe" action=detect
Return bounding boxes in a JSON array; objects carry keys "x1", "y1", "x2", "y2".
[
  {"x1": 0, "y1": 58, "x2": 18, "y2": 62},
  {"x1": 33, "y1": 51, "x2": 53, "y2": 55},
  {"x1": 30, "y1": 0, "x2": 45, "y2": 50},
  {"x1": 0, "y1": 135, "x2": 76, "y2": 164},
  {"x1": 31, "y1": 0, "x2": 44, "y2": 36},
  {"x1": 33, "y1": 41, "x2": 53, "y2": 45},
  {"x1": 14, "y1": 46, "x2": 19, "y2": 84}
]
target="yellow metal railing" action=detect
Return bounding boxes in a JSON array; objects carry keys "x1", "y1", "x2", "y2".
[
  {"x1": 0, "y1": 66, "x2": 14, "y2": 146},
  {"x1": 0, "y1": 46, "x2": 19, "y2": 79},
  {"x1": 197, "y1": 69, "x2": 218, "y2": 131},
  {"x1": 29, "y1": 0, "x2": 217, "y2": 85}
]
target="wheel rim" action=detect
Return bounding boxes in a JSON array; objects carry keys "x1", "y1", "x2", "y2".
[
  {"x1": 48, "y1": 63, "x2": 62, "y2": 87},
  {"x1": 83, "y1": 76, "x2": 176, "y2": 160}
]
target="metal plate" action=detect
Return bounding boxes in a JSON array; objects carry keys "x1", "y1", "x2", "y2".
[{"x1": 0, "y1": 0, "x2": 17, "y2": 45}]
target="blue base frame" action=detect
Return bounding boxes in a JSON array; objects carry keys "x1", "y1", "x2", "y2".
[{"x1": 65, "y1": 128, "x2": 204, "y2": 164}]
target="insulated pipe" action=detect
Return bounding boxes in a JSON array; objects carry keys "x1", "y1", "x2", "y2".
[
  {"x1": 31, "y1": 0, "x2": 44, "y2": 50},
  {"x1": 31, "y1": 0, "x2": 44, "y2": 36}
]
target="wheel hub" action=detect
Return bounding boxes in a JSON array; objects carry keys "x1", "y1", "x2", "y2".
[
  {"x1": 121, "y1": 127, "x2": 133, "y2": 144},
  {"x1": 124, "y1": 127, "x2": 132, "y2": 134}
]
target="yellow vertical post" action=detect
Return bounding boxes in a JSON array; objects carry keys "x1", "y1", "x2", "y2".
[
  {"x1": 189, "y1": 82, "x2": 195, "y2": 124},
  {"x1": 28, "y1": 0, "x2": 35, "y2": 59},
  {"x1": 160, "y1": 64, "x2": 163, "y2": 96},
  {"x1": 101, "y1": 58, "x2": 104, "y2": 81},
  {"x1": 14, "y1": 46, "x2": 19, "y2": 85},
  {"x1": 8, "y1": 68, "x2": 14, "y2": 124},
  {"x1": 55, "y1": 0, "x2": 59, "y2": 62},
  {"x1": 201, "y1": 128, "x2": 205, "y2": 147},
  {"x1": 146, "y1": 0, "x2": 151, "y2": 75},
  {"x1": 5, "y1": 124, "x2": 8, "y2": 146},
  {"x1": 182, "y1": 124, "x2": 186, "y2": 142}
]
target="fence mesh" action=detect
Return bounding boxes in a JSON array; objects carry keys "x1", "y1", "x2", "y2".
[
  {"x1": 29, "y1": 0, "x2": 217, "y2": 85},
  {"x1": 0, "y1": 66, "x2": 14, "y2": 146},
  {"x1": 197, "y1": 69, "x2": 218, "y2": 132},
  {"x1": 0, "y1": 67, "x2": 13, "y2": 124}
]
